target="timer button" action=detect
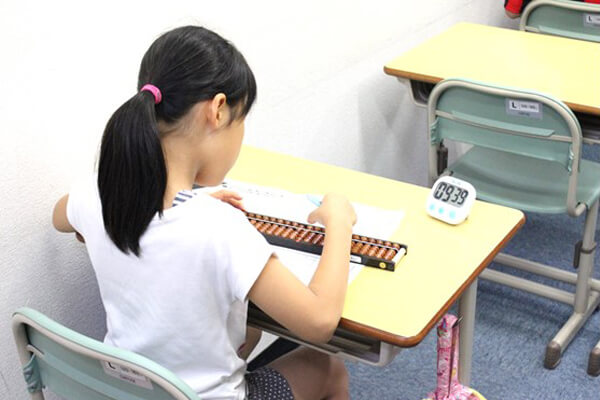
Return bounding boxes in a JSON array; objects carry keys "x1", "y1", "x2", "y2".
[
  {"x1": 438, "y1": 207, "x2": 444, "y2": 214},
  {"x1": 449, "y1": 211, "x2": 456, "y2": 219}
]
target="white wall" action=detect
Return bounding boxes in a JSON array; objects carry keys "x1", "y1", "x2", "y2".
[{"x1": 0, "y1": 1, "x2": 517, "y2": 398}]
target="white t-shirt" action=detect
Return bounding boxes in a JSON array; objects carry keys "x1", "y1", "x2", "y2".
[{"x1": 67, "y1": 177, "x2": 273, "y2": 399}]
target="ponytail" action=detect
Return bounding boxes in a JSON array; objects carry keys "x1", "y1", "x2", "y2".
[
  {"x1": 98, "y1": 90, "x2": 166, "y2": 256},
  {"x1": 97, "y1": 26, "x2": 256, "y2": 256}
]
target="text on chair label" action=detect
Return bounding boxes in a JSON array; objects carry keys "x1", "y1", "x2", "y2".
[
  {"x1": 584, "y1": 14, "x2": 600, "y2": 28},
  {"x1": 505, "y1": 99, "x2": 543, "y2": 119},
  {"x1": 101, "y1": 360, "x2": 154, "y2": 390}
]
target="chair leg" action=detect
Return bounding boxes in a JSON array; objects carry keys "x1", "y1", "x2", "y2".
[
  {"x1": 588, "y1": 343, "x2": 600, "y2": 376},
  {"x1": 545, "y1": 291, "x2": 600, "y2": 369},
  {"x1": 544, "y1": 200, "x2": 600, "y2": 369}
]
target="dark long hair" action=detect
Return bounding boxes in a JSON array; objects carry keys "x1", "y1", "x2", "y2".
[{"x1": 98, "y1": 26, "x2": 256, "y2": 256}]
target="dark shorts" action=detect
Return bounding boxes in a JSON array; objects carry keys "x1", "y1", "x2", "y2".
[{"x1": 246, "y1": 367, "x2": 294, "y2": 400}]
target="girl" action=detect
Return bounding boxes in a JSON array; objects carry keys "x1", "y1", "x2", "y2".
[{"x1": 52, "y1": 26, "x2": 355, "y2": 400}]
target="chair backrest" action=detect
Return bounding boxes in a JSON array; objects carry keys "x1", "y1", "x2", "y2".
[
  {"x1": 427, "y1": 78, "x2": 583, "y2": 214},
  {"x1": 12, "y1": 307, "x2": 200, "y2": 400},
  {"x1": 520, "y1": 0, "x2": 600, "y2": 42}
]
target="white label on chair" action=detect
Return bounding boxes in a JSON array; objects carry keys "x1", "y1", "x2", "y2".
[
  {"x1": 584, "y1": 14, "x2": 600, "y2": 28},
  {"x1": 101, "y1": 360, "x2": 154, "y2": 390},
  {"x1": 506, "y1": 99, "x2": 543, "y2": 119}
]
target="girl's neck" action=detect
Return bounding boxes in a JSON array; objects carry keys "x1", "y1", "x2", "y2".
[
  {"x1": 158, "y1": 101, "x2": 225, "y2": 209},
  {"x1": 160, "y1": 132, "x2": 202, "y2": 210}
]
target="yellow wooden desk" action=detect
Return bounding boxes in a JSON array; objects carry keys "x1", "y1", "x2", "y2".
[
  {"x1": 384, "y1": 22, "x2": 600, "y2": 134},
  {"x1": 229, "y1": 146, "x2": 524, "y2": 385}
]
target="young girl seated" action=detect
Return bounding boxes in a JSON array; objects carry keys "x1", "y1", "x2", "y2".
[
  {"x1": 504, "y1": 0, "x2": 600, "y2": 18},
  {"x1": 53, "y1": 25, "x2": 356, "y2": 400}
]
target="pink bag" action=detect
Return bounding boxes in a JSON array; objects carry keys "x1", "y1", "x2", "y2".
[{"x1": 423, "y1": 314, "x2": 485, "y2": 400}]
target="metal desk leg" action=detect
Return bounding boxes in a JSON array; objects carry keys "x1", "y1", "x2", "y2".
[{"x1": 458, "y1": 278, "x2": 478, "y2": 386}]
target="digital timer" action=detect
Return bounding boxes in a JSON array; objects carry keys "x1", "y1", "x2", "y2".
[{"x1": 426, "y1": 176, "x2": 476, "y2": 225}]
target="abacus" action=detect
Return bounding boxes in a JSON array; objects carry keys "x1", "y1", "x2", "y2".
[{"x1": 245, "y1": 212, "x2": 407, "y2": 271}]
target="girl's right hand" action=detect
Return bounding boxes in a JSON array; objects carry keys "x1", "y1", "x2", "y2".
[
  {"x1": 307, "y1": 193, "x2": 356, "y2": 228},
  {"x1": 250, "y1": 193, "x2": 356, "y2": 344}
]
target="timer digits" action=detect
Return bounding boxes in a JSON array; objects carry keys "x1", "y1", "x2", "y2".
[
  {"x1": 432, "y1": 181, "x2": 469, "y2": 207},
  {"x1": 426, "y1": 176, "x2": 476, "y2": 225}
]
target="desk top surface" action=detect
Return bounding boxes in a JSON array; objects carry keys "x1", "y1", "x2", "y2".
[
  {"x1": 229, "y1": 146, "x2": 524, "y2": 346},
  {"x1": 384, "y1": 23, "x2": 600, "y2": 116}
]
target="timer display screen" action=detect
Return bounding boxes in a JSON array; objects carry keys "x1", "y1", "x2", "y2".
[{"x1": 432, "y1": 182, "x2": 469, "y2": 208}]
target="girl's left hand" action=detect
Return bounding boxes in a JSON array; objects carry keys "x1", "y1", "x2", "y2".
[{"x1": 210, "y1": 190, "x2": 245, "y2": 211}]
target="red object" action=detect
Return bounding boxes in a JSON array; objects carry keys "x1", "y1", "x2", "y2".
[{"x1": 505, "y1": 0, "x2": 600, "y2": 15}]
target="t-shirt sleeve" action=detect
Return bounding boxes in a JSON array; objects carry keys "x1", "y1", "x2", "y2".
[
  {"x1": 218, "y1": 207, "x2": 274, "y2": 303},
  {"x1": 66, "y1": 176, "x2": 100, "y2": 239}
]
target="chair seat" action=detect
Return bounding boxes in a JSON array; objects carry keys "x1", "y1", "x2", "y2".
[{"x1": 449, "y1": 147, "x2": 600, "y2": 214}]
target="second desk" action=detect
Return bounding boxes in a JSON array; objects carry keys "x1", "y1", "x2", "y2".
[{"x1": 384, "y1": 22, "x2": 600, "y2": 138}]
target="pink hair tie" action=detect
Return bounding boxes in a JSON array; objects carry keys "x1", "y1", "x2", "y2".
[{"x1": 140, "y1": 84, "x2": 162, "y2": 105}]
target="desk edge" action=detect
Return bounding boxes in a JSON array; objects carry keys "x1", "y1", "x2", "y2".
[
  {"x1": 340, "y1": 212, "x2": 526, "y2": 347},
  {"x1": 383, "y1": 66, "x2": 441, "y2": 85}
]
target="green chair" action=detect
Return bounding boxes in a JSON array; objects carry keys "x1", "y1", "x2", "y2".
[
  {"x1": 427, "y1": 78, "x2": 600, "y2": 370},
  {"x1": 12, "y1": 307, "x2": 200, "y2": 400},
  {"x1": 520, "y1": 0, "x2": 600, "y2": 42},
  {"x1": 520, "y1": 0, "x2": 600, "y2": 175}
]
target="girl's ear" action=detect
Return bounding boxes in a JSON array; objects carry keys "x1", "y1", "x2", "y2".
[{"x1": 207, "y1": 93, "x2": 228, "y2": 129}]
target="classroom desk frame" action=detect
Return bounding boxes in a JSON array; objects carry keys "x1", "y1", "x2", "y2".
[
  {"x1": 231, "y1": 146, "x2": 524, "y2": 385},
  {"x1": 384, "y1": 23, "x2": 600, "y2": 142}
]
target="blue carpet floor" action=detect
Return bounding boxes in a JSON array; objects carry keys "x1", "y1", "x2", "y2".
[
  {"x1": 347, "y1": 147, "x2": 600, "y2": 399},
  {"x1": 347, "y1": 211, "x2": 600, "y2": 400}
]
